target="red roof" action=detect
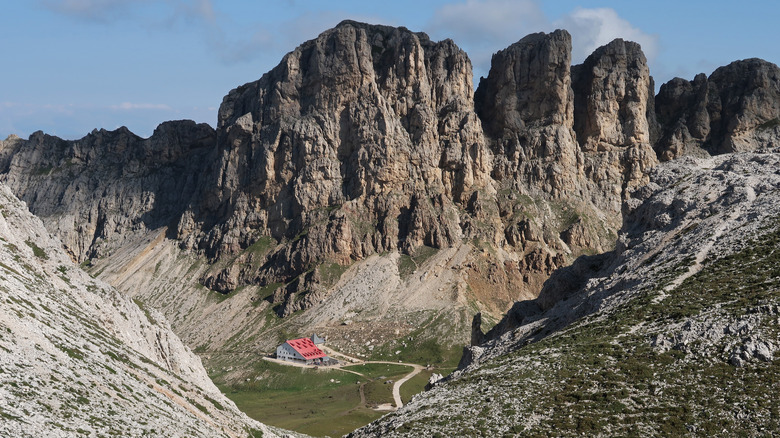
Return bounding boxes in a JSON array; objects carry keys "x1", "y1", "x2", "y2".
[{"x1": 286, "y1": 337, "x2": 326, "y2": 360}]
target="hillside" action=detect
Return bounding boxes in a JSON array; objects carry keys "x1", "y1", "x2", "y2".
[
  {"x1": 0, "y1": 184, "x2": 294, "y2": 437},
  {"x1": 350, "y1": 149, "x2": 780, "y2": 436}
]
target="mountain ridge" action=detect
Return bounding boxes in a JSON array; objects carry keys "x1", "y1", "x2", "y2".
[{"x1": 1, "y1": 21, "x2": 779, "y2": 419}]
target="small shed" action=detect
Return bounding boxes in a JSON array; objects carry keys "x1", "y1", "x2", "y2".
[{"x1": 310, "y1": 334, "x2": 326, "y2": 345}]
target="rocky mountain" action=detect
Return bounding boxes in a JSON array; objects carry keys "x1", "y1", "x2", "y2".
[
  {"x1": 0, "y1": 121, "x2": 217, "y2": 262},
  {"x1": 0, "y1": 184, "x2": 294, "y2": 437},
  {"x1": 351, "y1": 148, "x2": 780, "y2": 436},
  {"x1": 1, "y1": 19, "x2": 779, "y2": 404},
  {"x1": 655, "y1": 58, "x2": 780, "y2": 160},
  {"x1": 476, "y1": 31, "x2": 657, "y2": 217}
]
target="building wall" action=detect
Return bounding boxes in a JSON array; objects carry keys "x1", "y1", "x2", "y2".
[{"x1": 276, "y1": 343, "x2": 304, "y2": 362}]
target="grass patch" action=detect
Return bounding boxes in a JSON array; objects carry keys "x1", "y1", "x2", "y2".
[
  {"x1": 217, "y1": 360, "x2": 383, "y2": 437},
  {"x1": 342, "y1": 363, "x2": 410, "y2": 379},
  {"x1": 400, "y1": 369, "x2": 435, "y2": 404},
  {"x1": 246, "y1": 236, "x2": 276, "y2": 256},
  {"x1": 132, "y1": 298, "x2": 155, "y2": 325},
  {"x1": 246, "y1": 427, "x2": 265, "y2": 438},
  {"x1": 318, "y1": 261, "x2": 349, "y2": 288},
  {"x1": 33, "y1": 166, "x2": 54, "y2": 175},
  {"x1": 398, "y1": 245, "x2": 439, "y2": 279},
  {"x1": 0, "y1": 262, "x2": 21, "y2": 277},
  {"x1": 757, "y1": 118, "x2": 780, "y2": 130},
  {"x1": 363, "y1": 379, "x2": 396, "y2": 406},
  {"x1": 253, "y1": 282, "x2": 284, "y2": 309},
  {"x1": 58, "y1": 345, "x2": 84, "y2": 361},
  {"x1": 25, "y1": 240, "x2": 47, "y2": 260}
]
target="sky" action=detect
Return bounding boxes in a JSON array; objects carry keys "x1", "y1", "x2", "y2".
[{"x1": 2, "y1": 0, "x2": 779, "y2": 140}]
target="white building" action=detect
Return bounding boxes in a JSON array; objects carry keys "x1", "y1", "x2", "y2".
[{"x1": 276, "y1": 337, "x2": 327, "y2": 365}]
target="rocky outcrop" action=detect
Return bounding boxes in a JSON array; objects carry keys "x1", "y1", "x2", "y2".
[
  {"x1": 0, "y1": 183, "x2": 289, "y2": 437},
  {"x1": 475, "y1": 30, "x2": 582, "y2": 199},
  {"x1": 572, "y1": 38, "x2": 658, "y2": 213},
  {"x1": 475, "y1": 32, "x2": 658, "y2": 215},
  {"x1": 655, "y1": 58, "x2": 780, "y2": 160},
  {"x1": 181, "y1": 21, "x2": 490, "y2": 272},
  {"x1": 177, "y1": 20, "x2": 503, "y2": 305},
  {"x1": 0, "y1": 121, "x2": 217, "y2": 262},
  {"x1": 472, "y1": 30, "x2": 657, "y2": 284}
]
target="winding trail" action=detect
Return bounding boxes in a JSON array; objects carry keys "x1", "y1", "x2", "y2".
[
  {"x1": 389, "y1": 363, "x2": 423, "y2": 408},
  {"x1": 656, "y1": 177, "x2": 757, "y2": 302},
  {"x1": 268, "y1": 346, "x2": 426, "y2": 409}
]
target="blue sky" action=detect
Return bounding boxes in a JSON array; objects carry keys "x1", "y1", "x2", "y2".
[{"x1": 2, "y1": 0, "x2": 778, "y2": 140}]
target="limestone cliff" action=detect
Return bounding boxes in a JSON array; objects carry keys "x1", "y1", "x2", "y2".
[
  {"x1": 178, "y1": 20, "x2": 492, "y2": 298},
  {"x1": 473, "y1": 30, "x2": 656, "y2": 264},
  {"x1": 475, "y1": 30, "x2": 581, "y2": 199},
  {"x1": 655, "y1": 58, "x2": 780, "y2": 160},
  {"x1": 572, "y1": 38, "x2": 658, "y2": 213},
  {"x1": 0, "y1": 121, "x2": 216, "y2": 262}
]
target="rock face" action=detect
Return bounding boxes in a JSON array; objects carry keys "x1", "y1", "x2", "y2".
[
  {"x1": 655, "y1": 58, "x2": 780, "y2": 160},
  {"x1": 0, "y1": 121, "x2": 217, "y2": 262},
  {"x1": 351, "y1": 149, "x2": 780, "y2": 437},
  {"x1": 180, "y1": 20, "x2": 491, "y2": 287},
  {"x1": 572, "y1": 38, "x2": 658, "y2": 213},
  {"x1": 475, "y1": 30, "x2": 657, "y2": 232},
  {"x1": 0, "y1": 184, "x2": 289, "y2": 437},
  {"x1": 475, "y1": 30, "x2": 581, "y2": 198}
]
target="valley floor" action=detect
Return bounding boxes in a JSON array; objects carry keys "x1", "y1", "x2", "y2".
[
  {"x1": 264, "y1": 345, "x2": 426, "y2": 409},
  {"x1": 214, "y1": 345, "x2": 443, "y2": 437}
]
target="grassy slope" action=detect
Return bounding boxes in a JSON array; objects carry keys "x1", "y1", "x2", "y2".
[
  {"x1": 216, "y1": 360, "x2": 374, "y2": 437},
  {"x1": 366, "y1": 310, "x2": 465, "y2": 368},
  {"x1": 400, "y1": 369, "x2": 435, "y2": 404},
  {"x1": 389, "y1": 224, "x2": 780, "y2": 436},
  {"x1": 217, "y1": 361, "x2": 433, "y2": 437}
]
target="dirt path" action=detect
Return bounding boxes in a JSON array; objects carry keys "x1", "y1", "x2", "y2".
[
  {"x1": 325, "y1": 358, "x2": 424, "y2": 408},
  {"x1": 389, "y1": 363, "x2": 423, "y2": 408},
  {"x1": 269, "y1": 346, "x2": 426, "y2": 410},
  {"x1": 321, "y1": 346, "x2": 363, "y2": 363}
]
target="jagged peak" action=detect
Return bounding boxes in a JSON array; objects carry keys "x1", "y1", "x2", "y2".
[
  {"x1": 579, "y1": 37, "x2": 647, "y2": 67},
  {"x1": 709, "y1": 57, "x2": 780, "y2": 81},
  {"x1": 506, "y1": 29, "x2": 571, "y2": 50},
  {"x1": 333, "y1": 19, "x2": 433, "y2": 43}
]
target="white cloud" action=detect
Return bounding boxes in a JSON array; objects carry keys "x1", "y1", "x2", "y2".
[
  {"x1": 427, "y1": 0, "x2": 549, "y2": 78},
  {"x1": 555, "y1": 8, "x2": 659, "y2": 64},
  {"x1": 426, "y1": 2, "x2": 659, "y2": 80},
  {"x1": 111, "y1": 102, "x2": 172, "y2": 110}
]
